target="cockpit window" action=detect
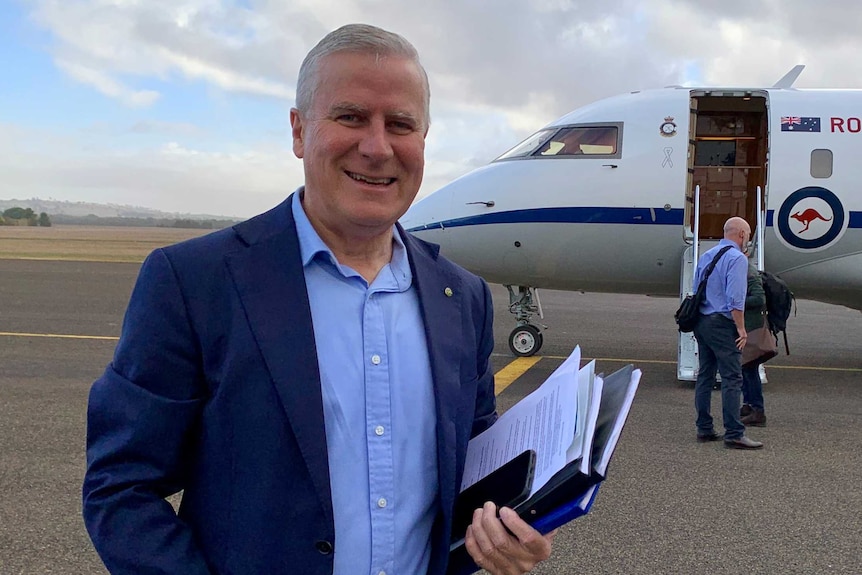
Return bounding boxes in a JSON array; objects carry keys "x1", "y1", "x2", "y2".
[
  {"x1": 494, "y1": 128, "x2": 555, "y2": 160},
  {"x1": 533, "y1": 126, "x2": 619, "y2": 157},
  {"x1": 494, "y1": 123, "x2": 623, "y2": 161}
]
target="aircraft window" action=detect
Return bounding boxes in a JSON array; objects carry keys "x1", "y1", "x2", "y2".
[
  {"x1": 541, "y1": 141, "x2": 565, "y2": 155},
  {"x1": 495, "y1": 129, "x2": 555, "y2": 160},
  {"x1": 810, "y1": 149, "x2": 833, "y2": 178},
  {"x1": 532, "y1": 126, "x2": 618, "y2": 157}
]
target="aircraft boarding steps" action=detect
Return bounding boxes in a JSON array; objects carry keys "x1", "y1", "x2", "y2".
[
  {"x1": 677, "y1": 242, "x2": 714, "y2": 381},
  {"x1": 677, "y1": 243, "x2": 767, "y2": 383}
]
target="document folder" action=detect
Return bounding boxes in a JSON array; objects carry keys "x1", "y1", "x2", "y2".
[{"x1": 447, "y1": 360, "x2": 640, "y2": 575}]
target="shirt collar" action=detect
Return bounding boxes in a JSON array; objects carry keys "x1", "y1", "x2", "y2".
[
  {"x1": 717, "y1": 238, "x2": 742, "y2": 252},
  {"x1": 291, "y1": 188, "x2": 412, "y2": 289}
]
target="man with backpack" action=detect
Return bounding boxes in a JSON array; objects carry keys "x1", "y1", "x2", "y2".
[
  {"x1": 740, "y1": 265, "x2": 795, "y2": 426},
  {"x1": 760, "y1": 270, "x2": 795, "y2": 356},
  {"x1": 692, "y1": 217, "x2": 764, "y2": 450},
  {"x1": 741, "y1": 260, "x2": 768, "y2": 427}
]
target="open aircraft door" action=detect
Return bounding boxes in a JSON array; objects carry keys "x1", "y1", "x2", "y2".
[{"x1": 677, "y1": 92, "x2": 770, "y2": 381}]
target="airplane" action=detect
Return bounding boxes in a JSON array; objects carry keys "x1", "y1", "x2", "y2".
[{"x1": 401, "y1": 65, "x2": 862, "y2": 379}]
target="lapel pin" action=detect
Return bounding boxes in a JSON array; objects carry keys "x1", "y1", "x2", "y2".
[{"x1": 444, "y1": 287, "x2": 453, "y2": 297}]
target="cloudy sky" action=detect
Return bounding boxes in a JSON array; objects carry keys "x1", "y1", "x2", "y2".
[{"x1": 2, "y1": 0, "x2": 862, "y2": 218}]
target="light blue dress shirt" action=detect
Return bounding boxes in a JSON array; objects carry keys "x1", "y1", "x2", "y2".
[
  {"x1": 292, "y1": 192, "x2": 439, "y2": 575},
  {"x1": 693, "y1": 238, "x2": 748, "y2": 318}
]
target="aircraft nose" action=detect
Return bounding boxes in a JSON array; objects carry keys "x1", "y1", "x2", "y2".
[{"x1": 402, "y1": 188, "x2": 453, "y2": 231}]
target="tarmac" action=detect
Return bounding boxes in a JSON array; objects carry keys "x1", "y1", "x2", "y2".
[{"x1": 1, "y1": 258, "x2": 860, "y2": 574}]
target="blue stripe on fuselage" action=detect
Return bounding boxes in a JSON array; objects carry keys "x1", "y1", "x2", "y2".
[
  {"x1": 407, "y1": 206, "x2": 684, "y2": 231},
  {"x1": 406, "y1": 207, "x2": 862, "y2": 232}
]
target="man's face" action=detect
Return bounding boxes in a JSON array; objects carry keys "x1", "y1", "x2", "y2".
[
  {"x1": 728, "y1": 220, "x2": 751, "y2": 250},
  {"x1": 290, "y1": 51, "x2": 428, "y2": 241},
  {"x1": 740, "y1": 226, "x2": 751, "y2": 249}
]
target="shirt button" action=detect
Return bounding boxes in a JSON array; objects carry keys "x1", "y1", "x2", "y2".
[
  {"x1": 371, "y1": 354, "x2": 381, "y2": 365},
  {"x1": 379, "y1": 571, "x2": 387, "y2": 575},
  {"x1": 377, "y1": 497, "x2": 387, "y2": 508},
  {"x1": 375, "y1": 425, "x2": 385, "y2": 436},
  {"x1": 315, "y1": 540, "x2": 333, "y2": 555}
]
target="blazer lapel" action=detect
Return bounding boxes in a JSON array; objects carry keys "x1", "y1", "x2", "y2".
[
  {"x1": 225, "y1": 199, "x2": 333, "y2": 527},
  {"x1": 223, "y1": 210, "x2": 465, "y2": 536},
  {"x1": 402, "y1": 228, "x2": 464, "y2": 524}
]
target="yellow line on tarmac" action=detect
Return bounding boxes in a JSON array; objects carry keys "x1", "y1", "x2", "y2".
[
  {"x1": 509, "y1": 354, "x2": 862, "y2": 373},
  {"x1": 494, "y1": 356, "x2": 542, "y2": 395},
  {"x1": 578, "y1": 356, "x2": 862, "y2": 373},
  {"x1": 533, "y1": 354, "x2": 677, "y2": 365},
  {"x1": 0, "y1": 331, "x2": 119, "y2": 341},
  {"x1": 4, "y1": 334, "x2": 857, "y2": 374},
  {"x1": 0, "y1": 256, "x2": 143, "y2": 263},
  {"x1": 765, "y1": 364, "x2": 862, "y2": 373}
]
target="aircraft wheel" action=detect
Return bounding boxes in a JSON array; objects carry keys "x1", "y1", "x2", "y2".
[{"x1": 508, "y1": 324, "x2": 543, "y2": 357}]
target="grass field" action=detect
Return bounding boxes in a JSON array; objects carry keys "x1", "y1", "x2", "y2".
[{"x1": 0, "y1": 225, "x2": 213, "y2": 262}]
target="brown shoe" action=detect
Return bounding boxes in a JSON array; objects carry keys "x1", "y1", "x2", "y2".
[
  {"x1": 740, "y1": 404, "x2": 752, "y2": 417},
  {"x1": 741, "y1": 410, "x2": 766, "y2": 427},
  {"x1": 724, "y1": 436, "x2": 763, "y2": 449}
]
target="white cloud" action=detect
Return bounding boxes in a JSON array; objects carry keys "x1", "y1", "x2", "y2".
[
  {"x1": 0, "y1": 124, "x2": 300, "y2": 217},
  {"x1": 153, "y1": 47, "x2": 292, "y2": 98},
  {"x1": 30, "y1": 0, "x2": 862, "y2": 111},
  {"x1": 56, "y1": 59, "x2": 160, "y2": 107},
  {"x1": 12, "y1": 0, "x2": 862, "y2": 215},
  {"x1": 127, "y1": 120, "x2": 204, "y2": 136},
  {"x1": 31, "y1": 0, "x2": 294, "y2": 105}
]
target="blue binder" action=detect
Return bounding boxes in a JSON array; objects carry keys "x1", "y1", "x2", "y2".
[
  {"x1": 531, "y1": 482, "x2": 600, "y2": 533},
  {"x1": 446, "y1": 363, "x2": 638, "y2": 575},
  {"x1": 446, "y1": 483, "x2": 601, "y2": 575}
]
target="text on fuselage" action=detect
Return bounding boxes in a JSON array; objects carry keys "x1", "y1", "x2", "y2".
[{"x1": 831, "y1": 117, "x2": 862, "y2": 132}]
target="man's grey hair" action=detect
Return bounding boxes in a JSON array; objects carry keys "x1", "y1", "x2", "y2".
[{"x1": 295, "y1": 23, "x2": 431, "y2": 127}]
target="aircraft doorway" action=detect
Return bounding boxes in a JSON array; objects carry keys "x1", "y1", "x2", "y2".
[{"x1": 686, "y1": 93, "x2": 769, "y2": 239}]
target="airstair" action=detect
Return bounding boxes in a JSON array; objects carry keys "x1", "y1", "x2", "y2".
[{"x1": 677, "y1": 186, "x2": 768, "y2": 381}]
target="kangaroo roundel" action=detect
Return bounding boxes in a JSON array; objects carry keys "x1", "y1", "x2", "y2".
[{"x1": 775, "y1": 186, "x2": 848, "y2": 252}]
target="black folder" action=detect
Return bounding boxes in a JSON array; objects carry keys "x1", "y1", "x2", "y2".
[{"x1": 447, "y1": 364, "x2": 638, "y2": 575}]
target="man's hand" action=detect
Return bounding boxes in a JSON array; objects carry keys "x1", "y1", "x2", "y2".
[
  {"x1": 731, "y1": 309, "x2": 746, "y2": 350},
  {"x1": 464, "y1": 502, "x2": 556, "y2": 575},
  {"x1": 735, "y1": 329, "x2": 747, "y2": 350}
]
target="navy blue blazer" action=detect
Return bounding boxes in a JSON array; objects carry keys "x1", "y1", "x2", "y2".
[{"x1": 82, "y1": 195, "x2": 497, "y2": 575}]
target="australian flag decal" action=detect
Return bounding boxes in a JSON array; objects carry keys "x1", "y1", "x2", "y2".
[{"x1": 781, "y1": 116, "x2": 821, "y2": 132}]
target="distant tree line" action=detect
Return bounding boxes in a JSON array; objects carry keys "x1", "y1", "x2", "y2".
[
  {"x1": 0, "y1": 206, "x2": 239, "y2": 229},
  {"x1": 0, "y1": 207, "x2": 51, "y2": 226},
  {"x1": 49, "y1": 214, "x2": 239, "y2": 229}
]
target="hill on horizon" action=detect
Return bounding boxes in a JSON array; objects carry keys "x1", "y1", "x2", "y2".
[{"x1": 0, "y1": 198, "x2": 239, "y2": 221}]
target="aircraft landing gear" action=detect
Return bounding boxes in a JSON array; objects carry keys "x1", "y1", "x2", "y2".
[
  {"x1": 509, "y1": 324, "x2": 543, "y2": 357},
  {"x1": 505, "y1": 285, "x2": 546, "y2": 357}
]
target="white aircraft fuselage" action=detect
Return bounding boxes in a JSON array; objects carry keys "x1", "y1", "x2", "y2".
[{"x1": 403, "y1": 86, "x2": 862, "y2": 312}]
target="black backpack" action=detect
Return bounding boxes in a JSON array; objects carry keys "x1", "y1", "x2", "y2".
[{"x1": 760, "y1": 270, "x2": 796, "y2": 354}]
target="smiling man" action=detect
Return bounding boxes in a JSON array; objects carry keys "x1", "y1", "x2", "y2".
[
  {"x1": 83, "y1": 24, "x2": 553, "y2": 575},
  {"x1": 290, "y1": 45, "x2": 428, "y2": 283}
]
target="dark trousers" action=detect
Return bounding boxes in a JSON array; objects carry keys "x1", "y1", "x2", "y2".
[
  {"x1": 742, "y1": 364, "x2": 765, "y2": 412},
  {"x1": 692, "y1": 313, "x2": 745, "y2": 440}
]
